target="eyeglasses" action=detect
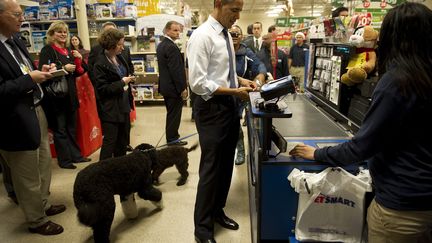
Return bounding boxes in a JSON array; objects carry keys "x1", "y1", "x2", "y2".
[
  {"x1": 10, "y1": 12, "x2": 24, "y2": 19},
  {"x1": 229, "y1": 32, "x2": 240, "y2": 38}
]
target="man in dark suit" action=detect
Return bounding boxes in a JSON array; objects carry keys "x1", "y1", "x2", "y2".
[
  {"x1": 156, "y1": 21, "x2": 187, "y2": 146},
  {"x1": 242, "y1": 21, "x2": 263, "y2": 53},
  {"x1": 0, "y1": 0, "x2": 65, "y2": 235}
]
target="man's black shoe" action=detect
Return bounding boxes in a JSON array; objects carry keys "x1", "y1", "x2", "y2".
[
  {"x1": 195, "y1": 236, "x2": 216, "y2": 243},
  {"x1": 59, "y1": 163, "x2": 76, "y2": 169},
  {"x1": 75, "y1": 157, "x2": 91, "y2": 163},
  {"x1": 215, "y1": 213, "x2": 239, "y2": 230},
  {"x1": 168, "y1": 140, "x2": 187, "y2": 146}
]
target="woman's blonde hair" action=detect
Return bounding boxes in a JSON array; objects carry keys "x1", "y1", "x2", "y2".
[{"x1": 46, "y1": 21, "x2": 69, "y2": 45}]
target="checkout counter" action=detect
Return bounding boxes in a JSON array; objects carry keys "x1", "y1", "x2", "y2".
[{"x1": 246, "y1": 92, "x2": 356, "y2": 242}]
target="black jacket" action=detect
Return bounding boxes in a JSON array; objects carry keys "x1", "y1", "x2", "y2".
[
  {"x1": 0, "y1": 34, "x2": 42, "y2": 151},
  {"x1": 156, "y1": 37, "x2": 186, "y2": 98},
  {"x1": 93, "y1": 52, "x2": 133, "y2": 123},
  {"x1": 88, "y1": 44, "x2": 133, "y2": 84}
]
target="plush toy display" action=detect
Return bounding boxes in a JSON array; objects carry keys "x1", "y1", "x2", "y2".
[{"x1": 341, "y1": 25, "x2": 378, "y2": 86}]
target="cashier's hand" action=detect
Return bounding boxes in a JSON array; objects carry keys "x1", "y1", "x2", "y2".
[
  {"x1": 236, "y1": 87, "x2": 253, "y2": 101},
  {"x1": 289, "y1": 143, "x2": 316, "y2": 160}
]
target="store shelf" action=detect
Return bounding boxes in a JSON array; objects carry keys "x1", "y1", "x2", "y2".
[
  {"x1": 131, "y1": 51, "x2": 157, "y2": 55},
  {"x1": 89, "y1": 17, "x2": 135, "y2": 22},
  {"x1": 89, "y1": 35, "x2": 135, "y2": 39},
  {"x1": 27, "y1": 19, "x2": 77, "y2": 24},
  {"x1": 291, "y1": 26, "x2": 310, "y2": 32},
  {"x1": 134, "y1": 72, "x2": 159, "y2": 77}
]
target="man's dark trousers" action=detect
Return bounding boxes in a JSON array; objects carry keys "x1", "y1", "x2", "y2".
[
  {"x1": 164, "y1": 96, "x2": 184, "y2": 142},
  {"x1": 194, "y1": 95, "x2": 240, "y2": 238}
]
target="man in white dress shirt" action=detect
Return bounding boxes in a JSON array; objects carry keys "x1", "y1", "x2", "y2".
[{"x1": 187, "y1": 0, "x2": 256, "y2": 242}]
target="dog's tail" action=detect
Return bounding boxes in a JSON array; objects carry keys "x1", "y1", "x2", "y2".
[
  {"x1": 77, "y1": 202, "x2": 100, "y2": 226},
  {"x1": 187, "y1": 143, "x2": 199, "y2": 153}
]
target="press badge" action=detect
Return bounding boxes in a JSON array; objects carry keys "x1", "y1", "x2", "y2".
[{"x1": 19, "y1": 63, "x2": 30, "y2": 75}]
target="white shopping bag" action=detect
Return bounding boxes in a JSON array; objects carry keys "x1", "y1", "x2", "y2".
[{"x1": 288, "y1": 167, "x2": 372, "y2": 243}]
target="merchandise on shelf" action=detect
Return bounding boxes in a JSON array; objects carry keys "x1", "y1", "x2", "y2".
[
  {"x1": 96, "y1": 4, "x2": 113, "y2": 18},
  {"x1": 31, "y1": 31, "x2": 47, "y2": 52},
  {"x1": 24, "y1": 6, "x2": 38, "y2": 20},
  {"x1": 145, "y1": 55, "x2": 156, "y2": 73},
  {"x1": 115, "y1": 0, "x2": 125, "y2": 18},
  {"x1": 136, "y1": 35, "x2": 151, "y2": 51},
  {"x1": 152, "y1": 84, "x2": 163, "y2": 99},
  {"x1": 124, "y1": 5, "x2": 137, "y2": 18},
  {"x1": 39, "y1": 4, "x2": 50, "y2": 21},
  {"x1": 131, "y1": 59, "x2": 145, "y2": 73},
  {"x1": 58, "y1": 0, "x2": 74, "y2": 19}
]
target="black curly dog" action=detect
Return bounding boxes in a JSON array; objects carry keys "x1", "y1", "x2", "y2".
[
  {"x1": 73, "y1": 150, "x2": 162, "y2": 243},
  {"x1": 135, "y1": 143, "x2": 198, "y2": 186}
]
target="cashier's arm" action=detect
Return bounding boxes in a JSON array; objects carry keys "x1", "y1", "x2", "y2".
[{"x1": 289, "y1": 143, "x2": 316, "y2": 160}]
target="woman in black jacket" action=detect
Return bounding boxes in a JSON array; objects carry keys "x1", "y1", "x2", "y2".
[
  {"x1": 93, "y1": 28, "x2": 135, "y2": 160},
  {"x1": 38, "y1": 21, "x2": 90, "y2": 169}
]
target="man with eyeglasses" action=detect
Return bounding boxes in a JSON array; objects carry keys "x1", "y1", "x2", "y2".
[{"x1": 0, "y1": 0, "x2": 65, "y2": 236}]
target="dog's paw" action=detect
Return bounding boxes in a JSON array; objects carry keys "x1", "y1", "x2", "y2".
[
  {"x1": 121, "y1": 194, "x2": 138, "y2": 219},
  {"x1": 176, "y1": 178, "x2": 187, "y2": 186},
  {"x1": 151, "y1": 199, "x2": 164, "y2": 210}
]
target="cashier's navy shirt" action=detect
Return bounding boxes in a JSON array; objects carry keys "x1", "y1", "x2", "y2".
[{"x1": 314, "y1": 67, "x2": 432, "y2": 211}]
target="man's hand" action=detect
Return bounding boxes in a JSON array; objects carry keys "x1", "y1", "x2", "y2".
[
  {"x1": 29, "y1": 70, "x2": 53, "y2": 83},
  {"x1": 289, "y1": 143, "x2": 316, "y2": 160},
  {"x1": 181, "y1": 89, "x2": 188, "y2": 100},
  {"x1": 40, "y1": 64, "x2": 56, "y2": 72},
  {"x1": 238, "y1": 77, "x2": 257, "y2": 91},
  {"x1": 236, "y1": 87, "x2": 253, "y2": 101}
]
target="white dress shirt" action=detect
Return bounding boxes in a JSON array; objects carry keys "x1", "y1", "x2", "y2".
[
  {"x1": 187, "y1": 15, "x2": 237, "y2": 101},
  {"x1": 253, "y1": 36, "x2": 262, "y2": 51}
]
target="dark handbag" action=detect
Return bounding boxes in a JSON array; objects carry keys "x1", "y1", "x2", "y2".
[
  {"x1": 45, "y1": 76, "x2": 68, "y2": 98},
  {"x1": 45, "y1": 46, "x2": 69, "y2": 98}
]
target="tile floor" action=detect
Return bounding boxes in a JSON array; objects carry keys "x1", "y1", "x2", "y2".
[{"x1": 0, "y1": 106, "x2": 251, "y2": 243}]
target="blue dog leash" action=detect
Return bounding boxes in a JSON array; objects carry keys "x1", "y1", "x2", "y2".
[
  {"x1": 157, "y1": 132, "x2": 198, "y2": 149},
  {"x1": 139, "y1": 132, "x2": 198, "y2": 153}
]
